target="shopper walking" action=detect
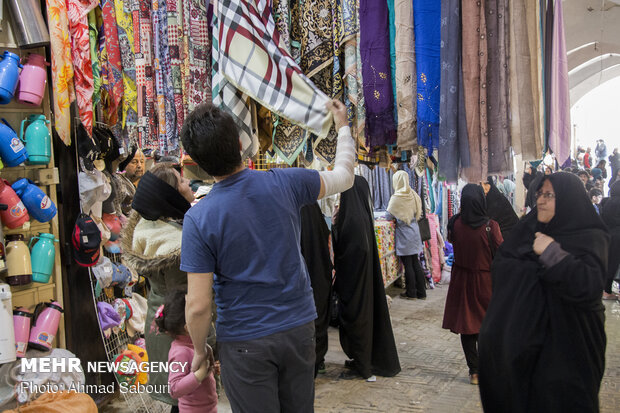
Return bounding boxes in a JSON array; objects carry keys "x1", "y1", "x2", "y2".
[
  {"x1": 156, "y1": 289, "x2": 218, "y2": 413},
  {"x1": 384, "y1": 170, "x2": 426, "y2": 300},
  {"x1": 602, "y1": 181, "x2": 620, "y2": 300},
  {"x1": 483, "y1": 177, "x2": 519, "y2": 238},
  {"x1": 442, "y1": 184, "x2": 503, "y2": 385},
  {"x1": 121, "y1": 163, "x2": 196, "y2": 408},
  {"x1": 180, "y1": 100, "x2": 355, "y2": 413},
  {"x1": 332, "y1": 176, "x2": 401, "y2": 379},
  {"x1": 478, "y1": 172, "x2": 609, "y2": 412}
]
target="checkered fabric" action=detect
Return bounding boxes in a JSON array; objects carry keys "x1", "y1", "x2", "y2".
[{"x1": 212, "y1": 0, "x2": 332, "y2": 159}]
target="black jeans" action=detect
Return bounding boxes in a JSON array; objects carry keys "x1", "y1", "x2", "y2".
[
  {"x1": 461, "y1": 334, "x2": 479, "y2": 375},
  {"x1": 401, "y1": 254, "x2": 427, "y2": 298}
]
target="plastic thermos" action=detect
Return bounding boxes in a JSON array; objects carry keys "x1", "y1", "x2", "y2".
[
  {"x1": 0, "y1": 51, "x2": 23, "y2": 104},
  {"x1": 0, "y1": 180, "x2": 29, "y2": 229},
  {"x1": 12, "y1": 179, "x2": 56, "y2": 223},
  {"x1": 17, "y1": 54, "x2": 49, "y2": 106},
  {"x1": 20, "y1": 115, "x2": 51, "y2": 165},
  {"x1": 0, "y1": 120, "x2": 28, "y2": 167},
  {"x1": 5, "y1": 234, "x2": 32, "y2": 286},
  {"x1": 29, "y1": 233, "x2": 57, "y2": 283},
  {"x1": 13, "y1": 308, "x2": 32, "y2": 358},
  {"x1": 0, "y1": 284, "x2": 16, "y2": 363},
  {"x1": 28, "y1": 301, "x2": 63, "y2": 351}
]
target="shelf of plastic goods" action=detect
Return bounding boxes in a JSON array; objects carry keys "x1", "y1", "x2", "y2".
[{"x1": 0, "y1": 32, "x2": 66, "y2": 349}]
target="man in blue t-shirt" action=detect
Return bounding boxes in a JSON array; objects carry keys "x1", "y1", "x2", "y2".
[{"x1": 180, "y1": 100, "x2": 355, "y2": 413}]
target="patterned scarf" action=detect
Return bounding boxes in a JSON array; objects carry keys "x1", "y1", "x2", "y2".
[
  {"x1": 212, "y1": 0, "x2": 331, "y2": 160},
  {"x1": 167, "y1": 0, "x2": 184, "y2": 139},
  {"x1": 115, "y1": 0, "x2": 138, "y2": 145},
  {"x1": 101, "y1": 0, "x2": 124, "y2": 132},
  {"x1": 88, "y1": 9, "x2": 101, "y2": 109},
  {"x1": 183, "y1": 0, "x2": 212, "y2": 112},
  {"x1": 47, "y1": 0, "x2": 76, "y2": 145},
  {"x1": 67, "y1": 0, "x2": 97, "y2": 136}
]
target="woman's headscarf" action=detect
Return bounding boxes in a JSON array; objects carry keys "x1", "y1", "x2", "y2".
[
  {"x1": 602, "y1": 181, "x2": 620, "y2": 229},
  {"x1": 131, "y1": 171, "x2": 191, "y2": 221},
  {"x1": 386, "y1": 170, "x2": 422, "y2": 224},
  {"x1": 502, "y1": 179, "x2": 515, "y2": 195},
  {"x1": 460, "y1": 184, "x2": 488, "y2": 228}
]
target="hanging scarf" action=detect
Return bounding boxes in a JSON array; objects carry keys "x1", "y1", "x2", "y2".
[
  {"x1": 438, "y1": 0, "x2": 470, "y2": 182},
  {"x1": 342, "y1": 0, "x2": 365, "y2": 147},
  {"x1": 394, "y1": 0, "x2": 416, "y2": 151},
  {"x1": 413, "y1": 0, "x2": 440, "y2": 151},
  {"x1": 547, "y1": 0, "x2": 571, "y2": 167},
  {"x1": 88, "y1": 9, "x2": 101, "y2": 109},
  {"x1": 131, "y1": 172, "x2": 190, "y2": 221},
  {"x1": 213, "y1": 0, "x2": 331, "y2": 161},
  {"x1": 47, "y1": 0, "x2": 75, "y2": 145},
  {"x1": 387, "y1": 170, "x2": 422, "y2": 224},
  {"x1": 67, "y1": 0, "x2": 97, "y2": 136},
  {"x1": 184, "y1": 0, "x2": 212, "y2": 112},
  {"x1": 101, "y1": 0, "x2": 123, "y2": 129},
  {"x1": 115, "y1": 0, "x2": 138, "y2": 144},
  {"x1": 359, "y1": 0, "x2": 397, "y2": 148},
  {"x1": 167, "y1": 0, "x2": 185, "y2": 139}
]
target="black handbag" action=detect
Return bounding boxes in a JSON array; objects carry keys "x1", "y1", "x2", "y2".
[{"x1": 418, "y1": 185, "x2": 431, "y2": 242}]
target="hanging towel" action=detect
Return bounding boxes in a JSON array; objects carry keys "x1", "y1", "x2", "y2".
[
  {"x1": 413, "y1": 0, "x2": 441, "y2": 151},
  {"x1": 212, "y1": 0, "x2": 332, "y2": 160}
]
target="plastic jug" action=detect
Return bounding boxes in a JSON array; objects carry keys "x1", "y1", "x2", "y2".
[
  {"x1": 12, "y1": 179, "x2": 56, "y2": 223},
  {"x1": 5, "y1": 234, "x2": 32, "y2": 286},
  {"x1": 0, "y1": 51, "x2": 23, "y2": 104},
  {"x1": 0, "y1": 284, "x2": 16, "y2": 363},
  {"x1": 28, "y1": 301, "x2": 63, "y2": 351},
  {"x1": 20, "y1": 115, "x2": 51, "y2": 165},
  {"x1": 17, "y1": 54, "x2": 49, "y2": 106},
  {"x1": 0, "y1": 180, "x2": 28, "y2": 229},
  {"x1": 0, "y1": 120, "x2": 28, "y2": 167},
  {"x1": 29, "y1": 233, "x2": 57, "y2": 283},
  {"x1": 13, "y1": 308, "x2": 32, "y2": 358}
]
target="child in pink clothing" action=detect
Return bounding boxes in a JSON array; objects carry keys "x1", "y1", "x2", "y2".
[{"x1": 155, "y1": 289, "x2": 218, "y2": 413}]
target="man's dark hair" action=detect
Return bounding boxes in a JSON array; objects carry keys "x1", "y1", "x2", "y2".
[
  {"x1": 589, "y1": 188, "x2": 602, "y2": 199},
  {"x1": 181, "y1": 104, "x2": 242, "y2": 177},
  {"x1": 577, "y1": 170, "x2": 590, "y2": 178}
]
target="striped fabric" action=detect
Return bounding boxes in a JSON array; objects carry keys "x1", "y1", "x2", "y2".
[{"x1": 212, "y1": 0, "x2": 332, "y2": 159}]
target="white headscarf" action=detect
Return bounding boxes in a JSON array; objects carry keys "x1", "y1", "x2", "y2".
[{"x1": 387, "y1": 171, "x2": 422, "y2": 224}]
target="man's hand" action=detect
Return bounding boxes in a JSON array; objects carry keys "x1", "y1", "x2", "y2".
[
  {"x1": 533, "y1": 232, "x2": 554, "y2": 255},
  {"x1": 326, "y1": 99, "x2": 348, "y2": 130},
  {"x1": 191, "y1": 350, "x2": 207, "y2": 373}
]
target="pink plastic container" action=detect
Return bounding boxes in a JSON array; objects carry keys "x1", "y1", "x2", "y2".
[
  {"x1": 28, "y1": 301, "x2": 62, "y2": 351},
  {"x1": 17, "y1": 54, "x2": 48, "y2": 106},
  {"x1": 13, "y1": 307, "x2": 32, "y2": 357}
]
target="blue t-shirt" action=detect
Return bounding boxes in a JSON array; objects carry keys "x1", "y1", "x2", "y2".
[{"x1": 181, "y1": 168, "x2": 321, "y2": 341}]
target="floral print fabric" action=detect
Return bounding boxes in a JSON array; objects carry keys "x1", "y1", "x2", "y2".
[{"x1": 115, "y1": 0, "x2": 138, "y2": 145}]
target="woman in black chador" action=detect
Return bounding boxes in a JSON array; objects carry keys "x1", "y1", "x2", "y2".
[
  {"x1": 478, "y1": 172, "x2": 609, "y2": 412},
  {"x1": 332, "y1": 176, "x2": 401, "y2": 379}
]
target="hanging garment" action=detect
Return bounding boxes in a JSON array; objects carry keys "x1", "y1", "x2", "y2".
[
  {"x1": 213, "y1": 0, "x2": 331, "y2": 160},
  {"x1": 461, "y1": 1, "x2": 489, "y2": 182},
  {"x1": 101, "y1": 0, "x2": 123, "y2": 130},
  {"x1": 183, "y1": 0, "x2": 211, "y2": 112},
  {"x1": 132, "y1": 0, "x2": 158, "y2": 150},
  {"x1": 300, "y1": 203, "x2": 333, "y2": 374},
  {"x1": 332, "y1": 176, "x2": 401, "y2": 379},
  {"x1": 359, "y1": 0, "x2": 397, "y2": 148},
  {"x1": 413, "y1": 0, "x2": 441, "y2": 151},
  {"x1": 67, "y1": 0, "x2": 97, "y2": 136},
  {"x1": 152, "y1": 0, "x2": 177, "y2": 154},
  {"x1": 547, "y1": 0, "x2": 571, "y2": 167},
  {"x1": 394, "y1": 0, "x2": 416, "y2": 151},
  {"x1": 387, "y1": 0, "x2": 397, "y2": 125},
  {"x1": 438, "y1": 0, "x2": 470, "y2": 182},
  {"x1": 485, "y1": 0, "x2": 511, "y2": 174},
  {"x1": 115, "y1": 0, "x2": 138, "y2": 144},
  {"x1": 47, "y1": 0, "x2": 75, "y2": 145},
  {"x1": 509, "y1": 0, "x2": 543, "y2": 160},
  {"x1": 88, "y1": 9, "x2": 101, "y2": 109},
  {"x1": 166, "y1": 0, "x2": 184, "y2": 138}
]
